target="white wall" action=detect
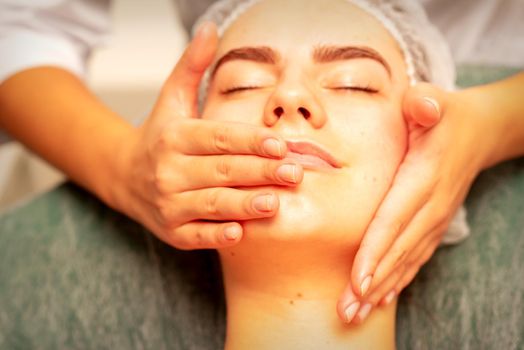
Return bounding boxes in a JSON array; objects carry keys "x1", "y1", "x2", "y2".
[{"x1": 89, "y1": 0, "x2": 188, "y2": 122}]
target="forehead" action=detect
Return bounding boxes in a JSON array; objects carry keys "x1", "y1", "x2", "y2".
[{"x1": 216, "y1": 0, "x2": 404, "y2": 68}]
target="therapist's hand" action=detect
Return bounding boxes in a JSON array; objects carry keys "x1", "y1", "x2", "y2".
[
  {"x1": 114, "y1": 22, "x2": 303, "y2": 249},
  {"x1": 337, "y1": 82, "x2": 499, "y2": 324}
]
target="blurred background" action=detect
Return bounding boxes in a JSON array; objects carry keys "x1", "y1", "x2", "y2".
[{"x1": 0, "y1": 0, "x2": 188, "y2": 211}]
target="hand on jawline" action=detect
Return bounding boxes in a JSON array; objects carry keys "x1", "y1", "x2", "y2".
[{"x1": 337, "y1": 83, "x2": 449, "y2": 324}]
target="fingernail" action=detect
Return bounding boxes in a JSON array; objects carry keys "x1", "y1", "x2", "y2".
[
  {"x1": 253, "y1": 194, "x2": 275, "y2": 212},
  {"x1": 344, "y1": 302, "x2": 360, "y2": 323},
  {"x1": 423, "y1": 97, "x2": 440, "y2": 116},
  {"x1": 360, "y1": 275, "x2": 372, "y2": 296},
  {"x1": 224, "y1": 225, "x2": 241, "y2": 241},
  {"x1": 263, "y1": 138, "x2": 283, "y2": 158},
  {"x1": 357, "y1": 303, "x2": 372, "y2": 322},
  {"x1": 384, "y1": 290, "x2": 396, "y2": 305},
  {"x1": 276, "y1": 164, "x2": 297, "y2": 183},
  {"x1": 196, "y1": 21, "x2": 213, "y2": 37}
]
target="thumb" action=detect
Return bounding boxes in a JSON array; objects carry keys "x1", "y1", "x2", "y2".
[
  {"x1": 156, "y1": 21, "x2": 218, "y2": 118},
  {"x1": 402, "y1": 82, "x2": 446, "y2": 128}
]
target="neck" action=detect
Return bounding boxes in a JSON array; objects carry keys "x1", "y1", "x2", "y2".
[{"x1": 219, "y1": 241, "x2": 397, "y2": 350}]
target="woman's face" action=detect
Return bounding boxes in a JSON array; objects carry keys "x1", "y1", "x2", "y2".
[{"x1": 202, "y1": 0, "x2": 409, "y2": 249}]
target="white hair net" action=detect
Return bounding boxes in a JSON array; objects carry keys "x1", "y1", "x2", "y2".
[{"x1": 193, "y1": 0, "x2": 469, "y2": 244}]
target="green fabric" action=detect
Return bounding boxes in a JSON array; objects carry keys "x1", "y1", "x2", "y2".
[
  {"x1": 0, "y1": 186, "x2": 226, "y2": 349},
  {"x1": 0, "y1": 66, "x2": 523, "y2": 349}
]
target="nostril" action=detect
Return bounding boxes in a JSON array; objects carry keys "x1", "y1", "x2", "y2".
[
  {"x1": 298, "y1": 107, "x2": 311, "y2": 119},
  {"x1": 274, "y1": 106, "x2": 284, "y2": 117}
]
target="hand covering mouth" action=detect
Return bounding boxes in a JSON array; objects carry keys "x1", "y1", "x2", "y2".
[{"x1": 284, "y1": 140, "x2": 343, "y2": 170}]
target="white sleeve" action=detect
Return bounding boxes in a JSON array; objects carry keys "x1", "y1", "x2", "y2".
[{"x1": 0, "y1": 0, "x2": 112, "y2": 83}]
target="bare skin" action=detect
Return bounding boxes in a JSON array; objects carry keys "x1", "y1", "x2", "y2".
[
  {"x1": 346, "y1": 72, "x2": 524, "y2": 321},
  {"x1": 200, "y1": 0, "x2": 524, "y2": 340},
  {"x1": 0, "y1": 23, "x2": 304, "y2": 249},
  {"x1": 1, "y1": 0, "x2": 523, "y2": 328},
  {"x1": 201, "y1": 0, "x2": 405, "y2": 347}
]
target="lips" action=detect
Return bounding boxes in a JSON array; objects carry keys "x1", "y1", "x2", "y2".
[{"x1": 284, "y1": 140, "x2": 342, "y2": 170}]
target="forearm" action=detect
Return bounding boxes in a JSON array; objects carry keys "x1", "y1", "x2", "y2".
[
  {"x1": 0, "y1": 67, "x2": 134, "y2": 209},
  {"x1": 461, "y1": 72, "x2": 524, "y2": 169}
]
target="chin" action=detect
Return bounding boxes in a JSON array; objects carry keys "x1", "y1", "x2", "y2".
[
  {"x1": 241, "y1": 192, "x2": 325, "y2": 242},
  {"x1": 240, "y1": 182, "x2": 368, "y2": 248},
  {"x1": 239, "y1": 168, "x2": 390, "y2": 250}
]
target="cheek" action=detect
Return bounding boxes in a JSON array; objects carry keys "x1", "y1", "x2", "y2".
[
  {"x1": 201, "y1": 95, "x2": 266, "y2": 124},
  {"x1": 328, "y1": 101, "x2": 407, "y2": 166},
  {"x1": 238, "y1": 107, "x2": 407, "y2": 247}
]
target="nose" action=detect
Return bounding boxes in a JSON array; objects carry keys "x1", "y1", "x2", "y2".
[{"x1": 263, "y1": 78, "x2": 327, "y2": 128}]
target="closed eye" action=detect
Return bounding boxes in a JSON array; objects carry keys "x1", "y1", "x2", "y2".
[
  {"x1": 221, "y1": 85, "x2": 260, "y2": 94},
  {"x1": 331, "y1": 85, "x2": 379, "y2": 94}
]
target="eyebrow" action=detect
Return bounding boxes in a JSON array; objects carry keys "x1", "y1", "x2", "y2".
[
  {"x1": 211, "y1": 46, "x2": 278, "y2": 78},
  {"x1": 313, "y1": 45, "x2": 391, "y2": 76},
  {"x1": 211, "y1": 45, "x2": 391, "y2": 79}
]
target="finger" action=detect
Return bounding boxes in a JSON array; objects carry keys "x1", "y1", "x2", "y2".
[
  {"x1": 393, "y1": 237, "x2": 441, "y2": 293},
  {"x1": 173, "y1": 187, "x2": 280, "y2": 222},
  {"x1": 366, "y1": 229, "x2": 438, "y2": 306},
  {"x1": 360, "y1": 202, "x2": 444, "y2": 295},
  {"x1": 351, "y1": 164, "x2": 435, "y2": 297},
  {"x1": 150, "y1": 154, "x2": 302, "y2": 196},
  {"x1": 174, "y1": 119, "x2": 288, "y2": 158},
  {"x1": 375, "y1": 235, "x2": 441, "y2": 307},
  {"x1": 337, "y1": 283, "x2": 361, "y2": 324},
  {"x1": 167, "y1": 221, "x2": 243, "y2": 250},
  {"x1": 177, "y1": 155, "x2": 303, "y2": 190},
  {"x1": 364, "y1": 262, "x2": 408, "y2": 307},
  {"x1": 156, "y1": 21, "x2": 218, "y2": 118},
  {"x1": 352, "y1": 302, "x2": 373, "y2": 325},
  {"x1": 351, "y1": 262, "x2": 407, "y2": 324},
  {"x1": 369, "y1": 228, "x2": 434, "y2": 296},
  {"x1": 402, "y1": 82, "x2": 446, "y2": 128}
]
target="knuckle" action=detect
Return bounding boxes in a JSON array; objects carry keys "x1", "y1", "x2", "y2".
[
  {"x1": 420, "y1": 247, "x2": 435, "y2": 266},
  {"x1": 434, "y1": 206, "x2": 450, "y2": 228},
  {"x1": 370, "y1": 214, "x2": 402, "y2": 235},
  {"x1": 156, "y1": 127, "x2": 177, "y2": 152},
  {"x1": 366, "y1": 293, "x2": 381, "y2": 306},
  {"x1": 389, "y1": 218, "x2": 406, "y2": 236},
  {"x1": 263, "y1": 160, "x2": 277, "y2": 181},
  {"x1": 153, "y1": 166, "x2": 173, "y2": 195},
  {"x1": 213, "y1": 125, "x2": 232, "y2": 152},
  {"x1": 154, "y1": 196, "x2": 181, "y2": 228},
  {"x1": 171, "y1": 230, "x2": 196, "y2": 251},
  {"x1": 369, "y1": 216, "x2": 403, "y2": 242},
  {"x1": 392, "y1": 248, "x2": 408, "y2": 266},
  {"x1": 391, "y1": 250, "x2": 408, "y2": 271},
  {"x1": 250, "y1": 131, "x2": 263, "y2": 154},
  {"x1": 215, "y1": 158, "x2": 233, "y2": 184},
  {"x1": 204, "y1": 189, "x2": 221, "y2": 216},
  {"x1": 193, "y1": 228, "x2": 206, "y2": 248},
  {"x1": 405, "y1": 252, "x2": 419, "y2": 267},
  {"x1": 243, "y1": 194, "x2": 257, "y2": 216},
  {"x1": 156, "y1": 201, "x2": 172, "y2": 223}
]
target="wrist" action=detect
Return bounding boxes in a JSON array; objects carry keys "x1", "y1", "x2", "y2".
[
  {"x1": 460, "y1": 74, "x2": 524, "y2": 169},
  {"x1": 455, "y1": 85, "x2": 509, "y2": 171},
  {"x1": 95, "y1": 122, "x2": 140, "y2": 217}
]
